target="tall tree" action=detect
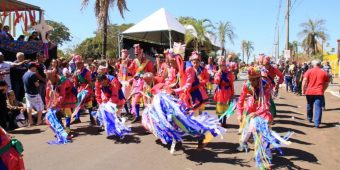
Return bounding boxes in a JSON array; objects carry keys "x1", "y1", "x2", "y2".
[
  {"x1": 241, "y1": 40, "x2": 254, "y2": 64},
  {"x1": 82, "y1": 0, "x2": 128, "y2": 59},
  {"x1": 178, "y1": 17, "x2": 214, "y2": 51},
  {"x1": 216, "y1": 21, "x2": 235, "y2": 56},
  {"x1": 298, "y1": 19, "x2": 327, "y2": 56},
  {"x1": 45, "y1": 20, "x2": 72, "y2": 46}
]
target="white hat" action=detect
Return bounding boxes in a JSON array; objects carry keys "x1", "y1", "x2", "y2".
[{"x1": 0, "y1": 52, "x2": 3, "y2": 56}]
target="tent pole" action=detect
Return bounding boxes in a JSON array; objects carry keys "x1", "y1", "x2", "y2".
[{"x1": 169, "y1": 30, "x2": 172, "y2": 48}]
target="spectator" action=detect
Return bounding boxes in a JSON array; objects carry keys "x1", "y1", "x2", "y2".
[
  {"x1": 1, "y1": 25, "x2": 14, "y2": 40},
  {"x1": 10, "y1": 52, "x2": 29, "y2": 101},
  {"x1": 35, "y1": 52, "x2": 47, "y2": 105},
  {"x1": 28, "y1": 31, "x2": 40, "y2": 41},
  {"x1": 0, "y1": 52, "x2": 12, "y2": 91},
  {"x1": 283, "y1": 62, "x2": 293, "y2": 92},
  {"x1": 6, "y1": 90, "x2": 27, "y2": 129},
  {"x1": 17, "y1": 35, "x2": 25, "y2": 42},
  {"x1": 0, "y1": 80, "x2": 9, "y2": 129},
  {"x1": 23, "y1": 62, "x2": 44, "y2": 126},
  {"x1": 302, "y1": 59, "x2": 330, "y2": 128}
]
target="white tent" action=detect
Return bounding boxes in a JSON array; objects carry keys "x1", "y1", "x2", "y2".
[{"x1": 122, "y1": 8, "x2": 185, "y2": 47}]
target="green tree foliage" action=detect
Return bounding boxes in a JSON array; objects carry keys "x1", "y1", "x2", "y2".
[
  {"x1": 81, "y1": 0, "x2": 129, "y2": 58},
  {"x1": 298, "y1": 19, "x2": 328, "y2": 56},
  {"x1": 45, "y1": 20, "x2": 72, "y2": 46},
  {"x1": 74, "y1": 23, "x2": 133, "y2": 59}
]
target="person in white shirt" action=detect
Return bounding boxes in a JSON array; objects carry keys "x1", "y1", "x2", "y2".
[{"x1": 0, "y1": 52, "x2": 30, "y2": 91}]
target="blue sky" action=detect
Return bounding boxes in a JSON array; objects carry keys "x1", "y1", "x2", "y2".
[{"x1": 25, "y1": 0, "x2": 340, "y2": 58}]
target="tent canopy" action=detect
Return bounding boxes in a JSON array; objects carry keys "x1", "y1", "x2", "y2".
[
  {"x1": 0, "y1": 0, "x2": 41, "y2": 11},
  {"x1": 122, "y1": 8, "x2": 185, "y2": 46}
]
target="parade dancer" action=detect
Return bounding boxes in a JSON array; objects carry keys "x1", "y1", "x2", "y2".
[
  {"x1": 118, "y1": 49, "x2": 132, "y2": 117},
  {"x1": 95, "y1": 74, "x2": 125, "y2": 115},
  {"x1": 128, "y1": 73, "x2": 145, "y2": 123},
  {"x1": 45, "y1": 70, "x2": 77, "y2": 139},
  {"x1": 128, "y1": 44, "x2": 154, "y2": 76},
  {"x1": 0, "y1": 127, "x2": 25, "y2": 170},
  {"x1": 72, "y1": 55, "x2": 95, "y2": 125},
  {"x1": 174, "y1": 51, "x2": 209, "y2": 115},
  {"x1": 258, "y1": 55, "x2": 284, "y2": 117},
  {"x1": 172, "y1": 51, "x2": 210, "y2": 150},
  {"x1": 205, "y1": 56, "x2": 216, "y2": 94},
  {"x1": 236, "y1": 66, "x2": 293, "y2": 169},
  {"x1": 94, "y1": 74, "x2": 130, "y2": 139},
  {"x1": 213, "y1": 57, "x2": 234, "y2": 127}
]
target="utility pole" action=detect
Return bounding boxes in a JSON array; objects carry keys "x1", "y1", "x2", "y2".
[{"x1": 285, "y1": 0, "x2": 290, "y2": 51}]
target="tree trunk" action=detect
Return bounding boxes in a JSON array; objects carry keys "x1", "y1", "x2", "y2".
[
  {"x1": 242, "y1": 49, "x2": 244, "y2": 62},
  {"x1": 102, "y1": 20, "x2": 107, "y2": 60}
]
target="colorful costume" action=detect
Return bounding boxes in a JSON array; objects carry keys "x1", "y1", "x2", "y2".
[
  {"x1": 128, "y1": 57, "x2": 154, "y2": 76},
  {"x1": 237, "y1": 66, "x2": 293, "y2": 169},
  {"x1": 0, "y1": 127, "x2": 24, "y2": 170},
  {"x1": 129, "y1": 74, "x2": 145, "y2": 120},
  {"x1": 73, "y1": 64, "x2": 95, "y2": 122},
  {"x1": 142, "y1": 93, "x2": 224, "y2": 153},
  {"x1": 258, "y1": 55, "x2": 284, "y2": 117},
  {"x1": 95, "y1": 75, "x2": 125, "y2": 110},
  {"x1": 213, "y1": 64, "x2": 234, "y2": 125},
  {"x1": 174, "y1": 54, "x2": 209, "y2": 113}
]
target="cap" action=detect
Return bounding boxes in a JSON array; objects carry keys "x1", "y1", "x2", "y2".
[{"x1": 0, "y1": 52, "x2": 3, "y2": 56}]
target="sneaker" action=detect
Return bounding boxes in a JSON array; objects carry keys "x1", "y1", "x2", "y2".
[
  {"x1": 308, "y1": 119, "x2": 313, "y2": 123},
  {"x1": 71, "y1": 118, "x2": 81, "y2": 124}
]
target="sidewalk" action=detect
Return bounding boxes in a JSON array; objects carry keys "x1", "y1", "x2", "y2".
[{"x1": 326, "y1": 77, "x2": 340, "y2": 97}]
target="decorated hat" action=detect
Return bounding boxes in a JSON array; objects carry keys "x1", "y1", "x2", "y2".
[
  {"x1": 133, "y1": 44, "x2": 140, "y2": 48},
  {"x1": 74, "y1": 55, "x2": 83, "y2": 63},
  {"x1": 190, "y1": 51, "x2": 201, "y2": 61},
  {"x1": 247, "y1": 66, "x2": 261, "y2": 79},
  {"x1": 258, "y1": 54, "x2": 271, "y2": 65}
]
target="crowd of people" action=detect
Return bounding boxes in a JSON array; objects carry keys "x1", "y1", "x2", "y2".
[{"x1": 0, "y1": 41, "x2": 332, "y2": 169}]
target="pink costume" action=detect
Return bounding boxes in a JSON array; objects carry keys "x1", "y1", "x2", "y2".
[{"x1": 237, "y1": 80, "x2": 273, "y2": 122}]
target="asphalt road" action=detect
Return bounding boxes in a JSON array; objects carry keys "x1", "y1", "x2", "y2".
[{"x1": 10, "y1": 75, "x2": 340, "y2": 170}]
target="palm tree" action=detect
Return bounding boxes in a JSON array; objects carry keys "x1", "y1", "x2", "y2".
[
  {"x1": 289, "y1": 41, "x2": 299, "y2": 61},
  {"x1": 82, "y1": 0, "x2": 128, "y2": 58},
  {"x1": 216, "y1": 21, "x2": 235, "y2": 56},
  {"x1": 298, "y1": 19, "x2": 327, "y2": 56},
  {"x1": 241, "y1": 40, "x2": 254, "y2": 64},
  {"x1": 178, "y1": 17, "x2": 214, "y2": 51}
]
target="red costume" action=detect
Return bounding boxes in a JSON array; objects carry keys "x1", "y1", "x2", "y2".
[
  {"x1": 237, "y1": 78, "x2": 273, "y2": 122},
  {"x1": 95, "y1": 75, "x2": 125, "y2": 107},
  {"x1": 0, "y1": 127, "x2": 25, "y2": 170},
  {"x1": 128, "y1": 57, "x2": 154, "y2": 76},
  {"x1": 174, "y1": 53, "x2": 209, "y2": 111},
  {"x1": 213, "y1": 70, "x2": 235, "y2": 104},
  {"x1": 73, "y1": 67, "x2": 93, "y2": 104}
]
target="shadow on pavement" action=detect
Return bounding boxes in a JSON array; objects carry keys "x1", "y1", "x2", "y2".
[
  {"x1": 276, "y1": 120, "x2": 314, "y2": 128},
  {"x1": 184, "y1": 149, "x2": 251, "y2": 167},
  {"x1": 72, "y1": 126, "x2": 101, "y2": 137},
  {"x1": 206, "y1": 142, "x2": 240, "y2": 154},
  {"x1": 276, "y1": 103, "x2": 298, "y2": 108},
  {"x1": 10, "y1": 128, "x2": 44, "y2": 134},
  {"x1": 205, "y1": 106, "x2": 216, "y2": 111},
  {"x1": 130, "y1": 125, "x2": 150, "y2": 136},
  {"x1": 288, "y1": 138, "x2": 314, "y2": 145},
  {"x1": 272, "y1": 126, "x2": 306, "y2": 135},
  {"x1": 107, "y1": 135, "x2": 141, "y2": 144},
  {"x1": 325, "y1": 108, "x2": 340, "y2": 111},
  {"x1": 275, "y1": 114, "x2": 304, "y2": 120},
  {"x1": 320, "y1": 122, "x2": 338, "y2": 129},
  {"x1": 277, "y1": 110, "x2": 303, "y2": 115},
  {"x1": 272, "y1": 147, "x2": 319, "y2": 169}
]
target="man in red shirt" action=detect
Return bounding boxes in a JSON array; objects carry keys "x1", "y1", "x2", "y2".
[{"x1": 302, "y1": 59, "x2": 329, "y2": 128}]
